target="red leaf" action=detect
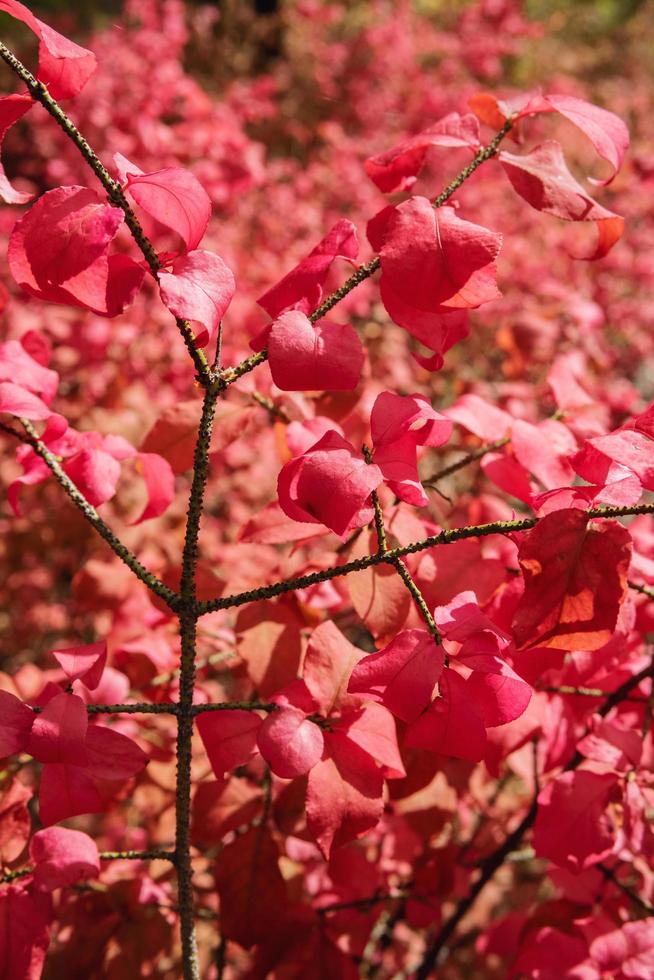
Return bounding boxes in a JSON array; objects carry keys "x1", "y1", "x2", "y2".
[
  {"x1": 0, "y1": 93, "x2": 33, "y2": 204},
  {"x1": 0, "y1": 881, "x2": 52, "y2": 980},
  {"x1": 364, "y1": 113, "x2": 481, "y2": 193},
  {"x1": 533, "y1": 770, "x2": 618, "y2": 872},
  {"x1": 337, "y1": 703, "x2": 406, "y2": 779},
  {"x1": 512, "y1": 510, "x2": 632, "y2": 651},
  {"x1": 0, "y1": 690, "x2": 34, "y2": 757},
  {"x1": 63, "y1": 448, "x2": 121, "y2": 507},
  {"x1": 38, "y1": 763, "x2": 103, "y2": 826},
  {"x1": 0, "y1": 0, "x2": 96, "y2": 99},
  {"x1": 572, "y1": 429, "x2": 654, "y2": 493},
  {"x1": 158, "y1": 249, "x2": 235, "y2": 347},
  {"x1": 268, "y1": 311, "x2": 364, "y2": 391},
  {"x1": 51, "y1": 640, "x2": 107, "y2": 690},
  {"x1": 303, "y1": 621, "x2": 365, "y2": 716},
  {"x1": 0, "y1": 779, "x2": 31, "y2": 864},
  {"x1": 214, "y1": 826, "x2": 287, "y2": 948},
  {"x1": 258, "y1": 707, "x2": 324, "y2": 778},
  {"x1": 192, "y1": 778, "x2": 262, "y2": 843},
  {"x1": 196, "y1": 710, "x2": 262, "y2": 776},
  {"x1": 0, "y1": 338, "x2": 58, "y2": 403},
  {"x1": 28, "y1": 693, "x2": 88, "y2": 766},
  {"x1": 306, "y1": 732, "x2": 384, "y2": 858},
  {"x1": 405, "y1": 670, "x2": 487, "y2": 761},
  {"x1": 277, "y1": 429, "x2": 382, "y2": 536},
  {"x1": 346, "y1": 531, "x2": 412, "y2": 643},
  {"x1": 82, "y1": 725, "x2": 147, "y2": 781},
  {"x1": 348, "y1": 629, "x2": 444, "y2": 723},
  {"x1": 499, "y1": 141, "x2": 624, "y2": 258},
  {"x1": 235, "y1": 600, "x2": 303, "y2": 699},
  {"x1": 377, "y1": 199, "x2": 502, "y2": 333},
  {"x1": 122, "y1": 165, "x2": 211, "y2": 251},
  {"x1": 371, "y1": 391, "x2": 452, "y2": 505},
  {"x1": 8, "y1": 186, "x2": 143, "y2": 316},
  {"x1": 29, "y1": 827, "x2": 100, "y2": 891},
  {"x1": 257, "y1": 219, "x2": 358, "y2": 320},
  {"x1": 130, "y1": 452, "x2": 176, "y2": 524},
  {"x1": 0, "y1": 381, "x2": 51, "y2": 420}
]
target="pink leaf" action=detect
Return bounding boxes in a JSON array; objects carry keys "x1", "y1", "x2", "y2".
[
  {"x1": 277, "y1": 429, "x2": 382, "y2": 536},
  {"x1": 0, "y1": 381, "x2": 51, "y2": 420},
  {"x1": 63, "y1": 448, "x2": 121, "y2": 507},
  {"x1": 123, "y1": 165, "x2": 211, "y2": 250},
  {"x1": 338, "y1": 703, "x2": 406, "y2": 779},
  {"x1": 27, "y1": 693, "x2": 88, "y2": 766},
  {"x1": 542, "y1": 94, "x2": 629, "y2": 186},
  {"x1": 196, "y1": 710, "x2": 262, "y2": 776},
  {"x1": 590, "y1": 921, "x2": 654, "y2": 978},
  {"x1": 257, "y1": 219, "x2": 358, "y2": 319},
  {"x1": 0, "y1": 0, "x2": 97, "y2": 100},
  {"x1": 0, "y1": 339, "x2": 58, "y2": 403},
  {"x1": 364, "y1": 112, "x2": 481, "y2": 193},
  {"x1": 371, "y1": 391, "x2": 452, "y2": 505},
  {"x1": 158, "y1": 249, "x2": 236, "y2": 347},
  {"x1": 29, "y1": 827, "x2": 100, "y2": 891},
  {"x1": 533, "y1": 770, "x2": 618, "y2": 872},
  {"x1": 257, "y1": 707, "x2": 324, "y2": 778},
  {"x1": 457, "y1": 653, "x2": 532, "y2": 727},
  {"x1": 499, "y1": 141, "x2": 624, "y2": 258},
  {"x1": 302, "y1": 620, "x2": 365, "y2": 716},
  {"x1": 348, "y1": 629, "x2": 444, "y2": 722},
  {"x1": 445, "y1": 393, "x2": 513, "y2": 442},
  {"x1": 0, "y1": 690, "x2": 34, "y2": 757},
  {"x1": 0, "y1": 93, "x2": 33, "y2": 204},
  {"x1": 268, "y1": 311, "x2": 364, "y2": 391},
  {"x1": 8, "y1": 186, "x2": 142, "y2": 316},
  {"x1": 306, "y1": 732, "x2": 384, "y2": 858},
  {"x1": 51, "y1": 640, "x2": 107, "y2": 690},
  {"x1": 130, "y1": 452, "x2": 176, "y2": 524},
  {"x1": 377, "y1": 198, "x2": 502, "y2": 329}
]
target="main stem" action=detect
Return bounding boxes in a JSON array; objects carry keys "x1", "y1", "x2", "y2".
[{"x1": 175, "y1": 388, "x2": 219, "y2": 979}]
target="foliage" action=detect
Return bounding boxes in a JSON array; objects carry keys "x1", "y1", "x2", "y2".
[{"x1": 0, "y1": 1, "x2": 653, "y2": 977}]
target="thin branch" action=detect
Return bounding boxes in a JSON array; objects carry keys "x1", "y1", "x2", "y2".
[
  {"x1": 215, "y1": 120, "x2": 514, "y2": 391},
  {"x1": 192, "y1": 701, "x2": 275, "y2": 716},
  {"x1": 414, "y1": 660, "x2": 654, "y2": 977},
  {"x1": 0, "y1": 849, "x2": 175, "y2": 885},
  {"x1": 0, "y1": 42, "x2": 213, "y2": 386},
  {"x1": 30, "y1": 702, "x2": 180, "y2": 715},
  {"x1": 198, "y1": 503, "x2": 654, "y2": 615},
  {"x1": 18, "y1": 420, "x2": 179, "y2": 609},
  {"x1": 539, "y1": 684, "x2": 646, "y2": 702},
  {"x1": 629, "y1": 580, "x2": 654, "y2": 602},
  {"x1": 423, "y1": 437, "x2": 510, "y2": 488},
  {"x1": 598, "y1": 863, "x2": 654, "y2": 915}
]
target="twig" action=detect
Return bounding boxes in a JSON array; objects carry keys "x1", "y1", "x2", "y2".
[
  {"x1": 19, "y1": 420, "x2": 179, "y2": 609},
  {"x1": 198, "y1": 503, "x2": 654, "y2": 615},
  {"x1": 0, "y1": 42, "x2": 213, "y2": 386}
]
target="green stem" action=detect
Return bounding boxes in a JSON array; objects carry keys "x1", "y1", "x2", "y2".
[
  {"x1": 198, "y1": 503, "x2": 654, "y2": 615},
  {"x1": 20, "y1": 420, "x2": 179, "y2": 610},
  {"x1": 0, "y1": 42, "x2": 212, "y2": 386}
]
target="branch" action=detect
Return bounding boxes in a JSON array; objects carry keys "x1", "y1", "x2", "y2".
[
  {"x1": 0, "y1": 42, "x2": 213, "y2": 386},
  {"x1": 175, "y1": 386, "x2": 221, "y2": 980},
  {"x1": 17, "y1": 420, "x2": 179, "y2": 609},
  {"x1": 0, "y1": 849, "x2": 175, "y2": 885},
  {"x1": 414, "y1": 659, "x2": 654, "y2": 977},
  {"x1": 215, "y1": 120, "x2": 514, "y2": 391},
  {"x1": 423, "y1": 437, "x2": 510, "y2": 488},
  {"x1": 198, "y1": 502, "x2": 654, "y2": 615}
]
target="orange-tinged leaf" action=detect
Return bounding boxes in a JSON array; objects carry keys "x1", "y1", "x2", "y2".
[
  {"x1": 235, "y1": 600, "x2": 303, "y2": 698},
  {"x1": 512, "y1": 509, "x2": 631, "y2": 651},
  {"x1": 347, "y1": 530, "x2": 411, "y2": 642}
]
